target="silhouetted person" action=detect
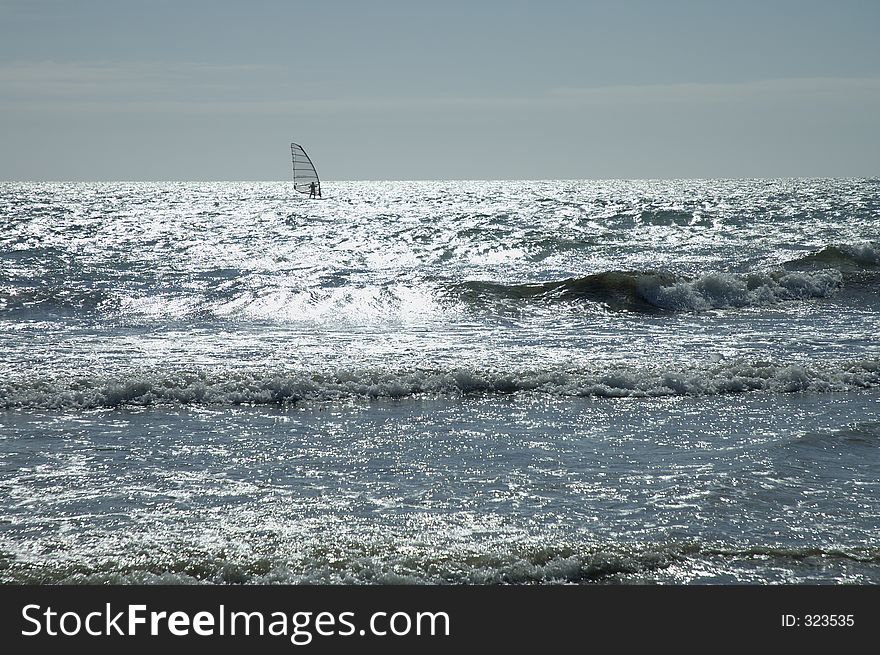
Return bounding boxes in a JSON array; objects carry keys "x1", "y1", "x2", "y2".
[{"x1": 309, "y1": 181, "x2": 317, "y2": 198}]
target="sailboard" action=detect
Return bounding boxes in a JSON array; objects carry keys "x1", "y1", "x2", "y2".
[{"x1": 290, "y1": 142, "x2": 322, "y2": 198}]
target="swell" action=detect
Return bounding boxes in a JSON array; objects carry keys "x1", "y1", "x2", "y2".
[
  {"x1": 2, "y1": 359, "x2": 878, "y2": 409},
  {"x1": 788, "y1": 421, "x2": 880, "y2": 448},
  {"x1": 454, "y1": 271, "x2": 660, "y2": 312}
]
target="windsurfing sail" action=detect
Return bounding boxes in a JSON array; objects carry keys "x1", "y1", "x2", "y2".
[{"x1": 290, "y1": 142, "x2": 321, "y2": 195}]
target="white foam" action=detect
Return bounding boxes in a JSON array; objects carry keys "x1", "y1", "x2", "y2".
[
  {"x1": 3, "y1": 358, "x2": 878, "y2": 409},
  {"x1": 640, "y1": 270, "x2": 842, "y2": 312},
  {"x1": 840, "y1": 242, "x2": 880, "y2": 266}
]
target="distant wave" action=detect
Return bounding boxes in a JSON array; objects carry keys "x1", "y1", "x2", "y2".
[
  {"x1": 454, "y1": 268, "x2": 843, "y2": 313},
  {"x1": 0, "y1": 269, "x2": 848, "y2": 322},
  {"x1": 634, "y1": 208, "x2": 713, "y2": 227},
  {"x1": 3, "y1": 359, "x2": 878, "y2": 409},
  {"x1": 0, "y1": 288, "x2": 117, "y2": 316},
  {"x1": 4, "y1": 541, "x2": 878, "y2": 585},
  {"x1": 785, "y1": 242, "x2": 880, "y2": 271},
  {"x1": 3, "y1": 243, "x2": 876, "y2": 323}
]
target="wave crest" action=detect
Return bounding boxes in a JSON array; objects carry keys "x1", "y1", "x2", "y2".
[{"x1": 786, "y1": 242, "x2": 880, "y2": 271}]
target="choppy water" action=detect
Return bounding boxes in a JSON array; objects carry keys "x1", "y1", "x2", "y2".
[{"x1": 1, "y1": 179, "x2": 879, "y2": 583}]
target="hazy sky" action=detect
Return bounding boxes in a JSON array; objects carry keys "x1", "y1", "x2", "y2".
[{"x1": 1, "y1": 0, "x2": 879, "y2": 180}]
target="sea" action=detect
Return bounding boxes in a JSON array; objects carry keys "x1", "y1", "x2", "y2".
[{"x1": 1, "y1": 178, "x2": 879, "y2": 584}]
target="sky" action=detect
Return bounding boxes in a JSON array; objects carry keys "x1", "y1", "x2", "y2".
[{"x1": 1, "y1": 0, "x2": 879, "y2": 180}]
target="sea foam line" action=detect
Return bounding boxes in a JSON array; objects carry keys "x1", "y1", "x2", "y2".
[
  {"x1": 3, "y1": 540, "x2": 878, "y2": 585},
  {"x1": 2, "y1": 359, "x2": 878, "y2": 409}
]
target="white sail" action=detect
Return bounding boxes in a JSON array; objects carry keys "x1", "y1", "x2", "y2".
[{"x1": 290, "y1": 143, "x2": 320, "y2": 195}]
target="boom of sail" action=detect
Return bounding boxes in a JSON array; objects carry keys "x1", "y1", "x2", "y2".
[{"x1": 290, "y1": 142, "x2": 321, "y2": 195}]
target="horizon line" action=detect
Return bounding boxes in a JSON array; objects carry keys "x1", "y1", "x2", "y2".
[{"x1": 3, "y1": 176, "x2": 878, "y2": 183}]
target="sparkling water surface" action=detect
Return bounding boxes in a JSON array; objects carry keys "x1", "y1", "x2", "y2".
[{"x1": 1, "y1": 179, "x2": 879, "y2": 583}]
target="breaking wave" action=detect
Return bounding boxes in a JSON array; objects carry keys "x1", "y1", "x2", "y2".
[
  {"x1": 454, "y1": 268, "x2": 843, "y2": 313},
  {"x1": 7, "y1": 245, "x2": 877, "y2": 323},
  {"x1": 786, "y1": 242, "x2": 880, "y2": 271},
  {"x1": 4, "y1": 542, "x2": 879, "y2": 585}
]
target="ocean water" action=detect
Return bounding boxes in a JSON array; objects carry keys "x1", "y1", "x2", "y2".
[{"x1": 1, "y1": 178, "x2": 879, "y2": 584}]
